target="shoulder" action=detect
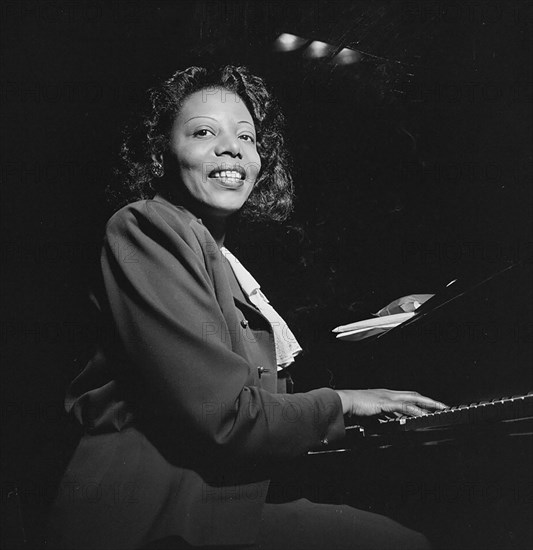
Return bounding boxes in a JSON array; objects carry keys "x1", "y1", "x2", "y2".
[
  {"x1": 106, "y1": 196, "x2": 195, "y2": 236},
  {"x1": 104, "y1": 196, "x2": 214, "y2": 257},
  {"x1": 101, "y1": 199, "x2": 220, "y2": 283}
]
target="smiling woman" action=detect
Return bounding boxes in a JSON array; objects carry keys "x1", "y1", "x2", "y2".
[
  {"x1": 160, "y1": 88, "x2": 262, "y2": 227},
  {"x1": 46, "y1": 65, "x2": 444, "y2": 550},
  {"x1": 108, "y1": 65, "x2": 294, "y2": 224}
]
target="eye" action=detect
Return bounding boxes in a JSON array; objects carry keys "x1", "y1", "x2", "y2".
[
  {"x1": 239, "y1": 134, "x2": 256, "y2": 143},
  {"x1": 193, "y1": 128, "x2": 215, "y2": 138}
]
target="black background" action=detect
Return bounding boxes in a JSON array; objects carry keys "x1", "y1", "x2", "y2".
[{"x1": 2, "y1": 1, "x2": 532, "y2": 548}]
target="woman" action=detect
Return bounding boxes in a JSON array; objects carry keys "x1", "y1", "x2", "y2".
[{"x1": 48, "y1": 65, "x2": 446, "y2": 550}]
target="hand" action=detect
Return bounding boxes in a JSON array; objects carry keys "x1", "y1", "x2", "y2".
[{"x1": 334, "y1": 388, "x2": 448, "y2": 418}]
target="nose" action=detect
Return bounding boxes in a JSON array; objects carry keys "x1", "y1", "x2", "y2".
[{"x1": 214, "y1": 134, "x2": 242, "y2": 159}]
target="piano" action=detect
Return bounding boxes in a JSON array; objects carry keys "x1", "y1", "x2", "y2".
[
  {"x1": 372, "y1": 392, "x2": 533, "y2": 432},
  {"x1": 297, "y1": 261, "x2": 533, "y2": 550},
  {"x1": 307, "y1": 392, "x2": 533, "y2": 455}
]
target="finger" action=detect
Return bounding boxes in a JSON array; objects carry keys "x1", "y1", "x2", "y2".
[
  {"x1": 381, "y1": 401, "x2": 425, "y2": 417},
  {"x1": 401, "y1": 403, "x2": 431, "y2": 417},
  {"x1": 411, "y1": 396, "x2": 448, "y2": 410},
  {"x1": 384, "y1": 391, "x2": 448, "y2": 410}
]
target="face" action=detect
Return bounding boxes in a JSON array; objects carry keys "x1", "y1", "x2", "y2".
[{"x1": 163, "y1": 88, "x2": 261, "y2": 218}]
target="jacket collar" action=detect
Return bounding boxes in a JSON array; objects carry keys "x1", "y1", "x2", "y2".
[
  {"x1": 153, "y1": 193, "x2": 273, "y2": 331},
  {"x1": 152, "y1": 192, "x2": 200, "y2": 224}
]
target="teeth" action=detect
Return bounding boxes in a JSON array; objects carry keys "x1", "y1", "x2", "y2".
[{"x1": 212, "y1": 170, "x2": 242, "y2": 179}]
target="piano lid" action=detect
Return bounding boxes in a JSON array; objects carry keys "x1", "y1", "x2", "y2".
[{"x1": 334, "y1": 259, "x2": 533, "y2": 406}]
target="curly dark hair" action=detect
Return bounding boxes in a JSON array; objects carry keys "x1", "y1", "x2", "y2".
[{"x1": 106, "y1": 65, "x2": 294, "y2": 222}]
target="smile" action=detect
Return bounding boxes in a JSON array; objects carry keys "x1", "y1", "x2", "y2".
[
  {"x1": 208, "y1": 168, "x2": 247, "y2": 189},
  {"x1": 210, "y1": 169, "x2": 244, "y2": 179}
]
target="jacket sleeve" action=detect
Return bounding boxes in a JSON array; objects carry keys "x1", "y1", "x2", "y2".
[{"x1": 101, "y1": 200, "x2": 345, "y2": 459}]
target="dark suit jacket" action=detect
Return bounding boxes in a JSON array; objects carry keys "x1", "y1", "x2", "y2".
[{"x1": 48, "y1": 194, "x2": 345, "y2": 549}]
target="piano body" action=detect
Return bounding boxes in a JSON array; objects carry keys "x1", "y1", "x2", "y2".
[{"x1": 283, "y1": 261, "x2": 533, "y2": 550}]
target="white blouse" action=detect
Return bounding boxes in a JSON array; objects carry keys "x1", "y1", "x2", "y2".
[{"x1": 220, "y1": 246, "x2": 302, "y2": 370}]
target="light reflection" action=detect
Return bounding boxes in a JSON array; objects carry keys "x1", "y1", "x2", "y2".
[
  {"x1": 273, "y1": 33, "x2": 308, "y2": 52},
  {"x1": 333, "y1": 48, "x2": 362, "y2": 65},
  {"x1": 304, "y1": 40, "x2": 336, "y2": 58}
]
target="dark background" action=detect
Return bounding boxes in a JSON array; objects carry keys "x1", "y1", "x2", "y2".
[{"x1": 2, "y1": 1, "x2": 532, "y2": 548}]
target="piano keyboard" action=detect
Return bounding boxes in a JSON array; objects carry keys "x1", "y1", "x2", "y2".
[{"x1": 349, "y1": 392, "x2": 533, "y2": 435}]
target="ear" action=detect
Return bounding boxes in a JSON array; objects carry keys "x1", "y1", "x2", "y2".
[{"x1": 151, "y1": 152, "x2": 164, "y2": 165}]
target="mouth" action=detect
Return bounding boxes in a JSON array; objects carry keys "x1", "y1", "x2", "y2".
[{"x1": 208, "y1": 166, "x2": 247, "y2": 189}]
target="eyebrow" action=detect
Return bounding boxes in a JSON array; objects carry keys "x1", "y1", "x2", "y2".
[
  {"x1": 184, "y1": 115, "x2": 254, "y2": 127},
  {"x1": 184, "y1": 116, "x2": 216, "y2": 123}
]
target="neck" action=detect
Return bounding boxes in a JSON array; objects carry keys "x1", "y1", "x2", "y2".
[
  {"x1": 203, "y1": 215, "x2": 227, "y2": 248},
  {"x1": 161, "y1": 186, "x2": 229, "y2": 248}
]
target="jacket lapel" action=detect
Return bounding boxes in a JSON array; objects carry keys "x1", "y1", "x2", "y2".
[{"x1": 221, "y1": 253, "x2": 273, "y2": 329}]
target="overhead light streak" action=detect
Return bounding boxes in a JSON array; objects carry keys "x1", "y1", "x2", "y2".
[
  {"x1": 332, "y1": 48, "x2": 362, "y2": 65},
  {"x1": 273, "y1": 33, "x2": 308, "y2": 52},
  {"x1": 304, "y1": 40, "x2": 336, "y2": 58}
]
